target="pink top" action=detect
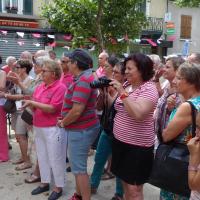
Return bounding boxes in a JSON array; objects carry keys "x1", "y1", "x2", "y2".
[
  {"x1": 1, "y1": 65, "x2": 10, "y2": 74},
  {"x1": 95, "y1": 66, "x2": 106, "y2": 78},
  {"x1": 60, "y1": 72, "x2": 74, "y2": 88},
  {"x1": 33, "y1": 80, "x2": 66, "y2": 127},
  {"x1": 113, "y1": 81, "x2": 158, "y2": 147}
]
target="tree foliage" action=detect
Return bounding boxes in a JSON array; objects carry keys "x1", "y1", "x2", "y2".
[
  {"x1": 41, "y1": 0, "x2": 146, "y2": 50},
  {"x1": 174, "y1": 0, "x2": 200, "y2": 7}
]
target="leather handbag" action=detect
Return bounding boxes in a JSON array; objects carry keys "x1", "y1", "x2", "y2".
[
  {"x1": 21, "y1": 109, "x2": 33, "y2": 125},
  {"x1": 148, "y1": 101, "x2": 196, "y2": 198},
  {"x1": 3, "y1": 99, "x2": 16, "y2": 113}
]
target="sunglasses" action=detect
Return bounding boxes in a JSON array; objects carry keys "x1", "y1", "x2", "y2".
[
  {"x1": 61, "y1": 60, "x2": 69, "y2": 63},
  {"x1": 41, "y1": 69, "x2": 54, "y2": 73}
]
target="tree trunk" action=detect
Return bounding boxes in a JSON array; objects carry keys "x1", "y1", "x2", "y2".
[{"x1": 96, "y1": 0, "x2": 104, "y2": 52}]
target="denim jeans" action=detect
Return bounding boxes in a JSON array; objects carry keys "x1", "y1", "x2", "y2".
[{"x1": 90, "y1": 130, "x2": 123, "y2": 197}]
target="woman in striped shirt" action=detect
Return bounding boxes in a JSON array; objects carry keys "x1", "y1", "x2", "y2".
[{"x1": 110, "y1": 53, "x2": 159, "y2": 200}]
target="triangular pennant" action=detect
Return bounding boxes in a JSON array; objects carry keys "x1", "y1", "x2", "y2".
[
  {"x1": 33, "y1": 43, "x2": 41, "y2": 47},
  {"x1": 48, "y1": 42, "x2": 56, "y2": 47},
  {"x1": 17, "y1": 41, "x2": 25, "y2": 46},
  {"x1": 88, "y1": 37, "x2": 98, "y2": 43},
  {"x1": 47, "y1": 34, "x2": 55, "y2": 39},
  {"x1": 32, "y1": 33, "x2": 41, "y2": 38},
  {"x1": 88, "y1": 45, "x2": 95, "y2": 51},
  {"x1": 117, "y1": 38, "x2": 124, "y2": 42},
  {"x1": 63, "y1": 34, "x2": 73, "y2": 41},
  {"x1": 110, "y1": 38, "x2": 117, "y2": 45},
  {"x1": 0, "y1": 30, "x2": 8, "y2": 35},
  {"x1": 0, "y1": 39, "x2": 8, "y2": 43},
  {"x1": 17, "y1": 32, "x2": 24, "y2": 38},
  {"x1": 62, "y1": 46, "x2": 70, "y2": 50},
  {"x1": 124, "y1": 34, "x2": 129, "y2": 41}
]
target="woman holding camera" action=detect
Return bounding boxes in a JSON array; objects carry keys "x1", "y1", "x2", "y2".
[
  {"x1": 110, "y1": 53, "x2": 159, "y2": 200},
  {"x1": 90, "y1": 60, "x2": 125, "y2": 200}
]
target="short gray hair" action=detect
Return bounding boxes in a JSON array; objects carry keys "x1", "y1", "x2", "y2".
[
  {"x1": 43, "y1": 59, "x2": 62, "y2": 80},
  {"x1": 179, "y1": 62, "x2": 200, "y2": 90},
  {"x1": 6, "y1": 56, "x2": 16, "y2": 65}
]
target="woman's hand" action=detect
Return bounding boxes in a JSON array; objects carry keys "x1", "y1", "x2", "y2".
[
  {"x1": 7, "y1": 72, "x2": 20, "y2": 85},
  {"x1": 187, "y1": 136, "x2": 200, "y2": 156},
  {"x1": 166, "y1": 94, "x2": 176, "y2": 111},
  {"x1": 21, "y1": 100, "x2": 33, "y2": 109},
  {"x1": 0, "y1": 92, "x2": 5, "y2": 98},
  {"x1": 110, "y1": 79, "x2": 125, "y2": 95}
]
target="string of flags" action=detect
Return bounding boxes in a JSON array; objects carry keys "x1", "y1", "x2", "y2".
[{"x1": 0, "y1": 29, "x2": 166, "y2": 50}]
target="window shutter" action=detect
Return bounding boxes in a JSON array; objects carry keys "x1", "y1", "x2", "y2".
[
  {"x1": 180, "y1": 15, "x2": 192, "y2": 39},
  {"x1": 0, "y1": 0, "x2": 2, "y2": 12},
  {"x1": 23, "y1": 0, "x2": 33, "y2": 15}
]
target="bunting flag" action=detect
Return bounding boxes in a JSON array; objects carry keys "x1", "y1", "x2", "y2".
[
  {"x1": 63, "y1": 46, "x2": 70, "y2": 50},
  {"x1": 124, "y1": 33, "x2": 129, "y2": 41},
  {"x1": 33, "y1": 43, "x2": 41, "y2": 47},
  {"x1": 0, "y1": 39, "x2": 8, "y2": 43},
  {"x1": 144, "y1": 39, "x2": 157, "y2": 47},
  {"x1": 88, "y1": 37, "x2": 98, "y2": 43},
  {"x1": 32, "y1": 33, "x2": 41, "y2": 38},
  {"x1": 63, "y1": 34, "x2": 73, "y2": 41},
  {"x1": 134, "y1": 39, "x2": 141, "y2": 43},
  {"x1": 110, "y1": 38, "x2": 117, "y2": 45},
  {"x1": 47, "y1": 34, "x2": 55, "y2": 39},
  {"x1": 117, "y1": 38, "x2": 124, "y2": 42},
  {"x1": 88, "y1": 45, "x2": 95, "y2": 51},
  {"x1": 16, "y1": 32, "x2": 24, "y2": 38},
  {"x1": 0, "y1": 30, "x2": 8, "y2": 35},
  {"x1": 48, "y1": 41, "x2": 56, "y2": 47},
  {"x1": 17, "y1": 41, "x2": 25, "y2": 46}
]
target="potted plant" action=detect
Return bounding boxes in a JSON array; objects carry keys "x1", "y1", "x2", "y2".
[
  {"x1": 10, "y1": 6, "x2": 18, "y2": 14},
  {"x1": 5, "y1": 5, "x2": 18, "y2": 14}
]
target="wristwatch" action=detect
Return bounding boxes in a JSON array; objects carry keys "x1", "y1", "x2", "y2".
[
  {"x1": 120, "y1": 92, "x2": 129, "y2": 100},
  {"x1": 59, "y1": 121, "x2": 64, "y2": 128}
]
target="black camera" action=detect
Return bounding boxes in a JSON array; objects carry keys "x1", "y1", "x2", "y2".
[{"x1": 90, "y1": 77, "x2": 112, "y2": 89}]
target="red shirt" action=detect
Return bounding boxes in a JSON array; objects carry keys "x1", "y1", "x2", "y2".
[
  {"x1": 60, "y1": 72, "x2": 74, "y2": 88},
  {"x1": 33, "y1": 80, "x2": 66, "y2": 127},
  {"x1": 1, "y1": 65, "x2": 10, "y2": 74}
]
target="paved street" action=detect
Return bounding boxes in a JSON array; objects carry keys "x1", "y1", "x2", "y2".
[{"x1": 0, "y1": 135, "x2": 160, "y2": 200}]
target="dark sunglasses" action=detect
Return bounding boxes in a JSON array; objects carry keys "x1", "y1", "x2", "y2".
[{"x1": 61, "y1": 60, "x2": 69, "y2": 63}]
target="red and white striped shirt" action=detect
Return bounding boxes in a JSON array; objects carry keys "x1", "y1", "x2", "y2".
[{"x1": 113, "y1": 81, "x2": 158, "y2": 147}]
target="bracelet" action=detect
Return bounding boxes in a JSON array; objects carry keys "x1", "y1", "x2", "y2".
[
  {"x1": 120, "y1": 92, "x2": 129, "y2": 100},
  {"x1": 153, "y1": 78, "x2": 160, "y2": 82},
  {"x1": 188, "y1": 165, "x2": 198, "y2": 171}
]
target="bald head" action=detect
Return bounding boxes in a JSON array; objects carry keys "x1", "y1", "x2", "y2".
[
  {"x1": 98, "y1": 51, "x2": 109, "y2": 67},
  {"x1": 20, "y1": 51, "x2": 32, "y2": 61},
  {"x1": 34, "y1": 50, "x2": 49, "y2": 59}
]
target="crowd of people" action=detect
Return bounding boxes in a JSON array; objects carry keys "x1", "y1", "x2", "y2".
[{"x1": 0, "y1": 49, "x2": 200, "y2": 200}]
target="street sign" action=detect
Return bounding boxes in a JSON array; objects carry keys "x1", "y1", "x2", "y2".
[{"x1": 165, "y1": 12, "x2": 172, "y2": 22}]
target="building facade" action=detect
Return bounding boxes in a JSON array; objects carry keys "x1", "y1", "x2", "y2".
[{"x1": 0, "y1": 0, "x2": 53, "y2": 64}]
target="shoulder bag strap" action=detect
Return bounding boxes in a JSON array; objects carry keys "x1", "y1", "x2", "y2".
[{"x1": 186, "y1": 101, "x2": 196, "y2": 138}]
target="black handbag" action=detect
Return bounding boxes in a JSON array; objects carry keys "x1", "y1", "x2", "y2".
[
  {"x1": 21, "y1": 109, "x2": 33, "y2": 125},
  {"x1": 3, "y1": 99, "x2": 16, "y2": 113},
  {"x1": 149, "y1": 101, "x2": 196, "y2": 198}
]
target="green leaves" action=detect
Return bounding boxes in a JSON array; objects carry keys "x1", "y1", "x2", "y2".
[
  {"x1": 41, "y1": 0, "x2": 147, "y2": 50},
  {"x1": 174, "y1": 0, "x2": 200, "y2": 7}
]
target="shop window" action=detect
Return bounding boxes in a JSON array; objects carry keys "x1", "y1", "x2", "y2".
[{"x1": 180, "y1": 15, "x2": 192, "y2": 39}]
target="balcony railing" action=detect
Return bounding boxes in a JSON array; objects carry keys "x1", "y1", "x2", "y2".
[{"x1": 143, "y1": 17, "x2": 164, "y2": 32}]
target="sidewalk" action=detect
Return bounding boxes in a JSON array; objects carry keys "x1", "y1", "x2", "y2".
[{"x1": 0, "y1": 136, "x2": 160, "y2": 200}]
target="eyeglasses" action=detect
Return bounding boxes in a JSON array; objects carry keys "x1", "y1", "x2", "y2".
[{"x1": 41, "y1": 69, "x2": 54, "y2": 73}]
